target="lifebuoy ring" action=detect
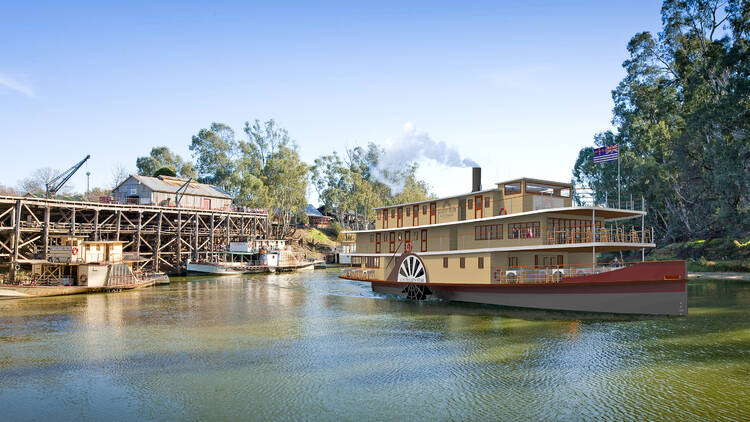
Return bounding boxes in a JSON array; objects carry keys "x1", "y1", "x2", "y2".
[
  {"x1": 79, "y1": 274, "x2": 87, "y2": 284},
  {"x1": 405, "y1": 241, "x2": 412, "y2": 253},
  {"x1": 499, "y1": 208, "x2": 507, "y2": 215},
  {"x1": 72, "y1": 247, "x2": 79, "y2": 255}
]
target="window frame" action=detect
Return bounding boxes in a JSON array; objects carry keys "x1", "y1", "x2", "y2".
[
  {"x1": 460, "y1": 257, "x2": 466, "y2": 268},
  {"x1": 508, "y1": 221, "x2": 541, "y2": 239}
]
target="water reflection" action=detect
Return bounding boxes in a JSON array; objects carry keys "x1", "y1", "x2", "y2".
[{"x1": 0, "y1": 272, "x2": 748, "y2": 421}]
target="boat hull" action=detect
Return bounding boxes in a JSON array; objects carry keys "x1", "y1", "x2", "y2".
[
  {"x1": 186, "y1": 262, "x2": 244, "y2": 275},
  {"x1": 347, "y1": 261, "x2": 689, "y2": 316},
  {"x1": 371, "y1": 280, "x2": 687, "y2": 315},
  {"x1": 0, "y1": 279, "x2": 157, "y2": 299}
]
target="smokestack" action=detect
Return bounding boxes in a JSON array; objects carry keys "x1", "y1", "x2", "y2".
[{"x1": 472, "y1": 167, "x2": 481, "y2": 192}]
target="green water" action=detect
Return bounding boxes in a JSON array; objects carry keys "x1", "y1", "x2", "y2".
[{"x1": 0, "y1": 271, "x2": 748, "y2": 421}]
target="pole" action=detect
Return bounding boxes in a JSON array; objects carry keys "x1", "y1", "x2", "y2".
[
  {"x1": 592, "y1": 204, "x2": 596, "y2": 271},
  {"x1": 641, "y1": 195, "x2": 645, "y2": 262},
  {"x1": 617, "y1": 149, "x2": 621, "y2": 209},
  {"x1": 10, "y1": 200, "x2": 21, "y2": 282}
]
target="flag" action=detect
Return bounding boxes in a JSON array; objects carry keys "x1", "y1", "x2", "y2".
[{"x1": 593, "y1": 145, "x2": 619, "y2": 163}]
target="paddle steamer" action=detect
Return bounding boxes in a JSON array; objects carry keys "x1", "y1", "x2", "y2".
[
  {"x1": 0, "y1": 236, "x2": 167, "y2": 298},
  {"x1": 340, "y1": 168, "x2": 687, "y2": 315}
]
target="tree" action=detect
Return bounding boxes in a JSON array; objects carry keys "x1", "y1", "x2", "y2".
[
  {"x1": 18, "y1": 167, "x2": 63, "y2": 194},
  {"x1": 189, "y1": 123, "x2": 237, "y2": 190},
  {"x1": 573, "y1": 0, "x2": 749, "y2": 243},
  {"x1": 241, "y1": 119, "x2": 308, "y2": 236},
  {"x1": 83, "y1": 187, "x2": 111, "y2": 202},
  {"x1": 153, "y1": 166, "x2": 177, "y2": 177},
  {"x1": 136, "y1": 147, "x2": 196, "y2": 179},
  {"x1": 0, "y1": 184, "x2": 18, "y2": 196},
  {"x1": 111, "y1": 163, "x2": 130, "y2": 189},
  {"x1": 311, "y1": 142, "x2": 434, "y2": 229}
]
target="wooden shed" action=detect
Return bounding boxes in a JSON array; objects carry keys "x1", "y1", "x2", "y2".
[{"x1": 112, "y1": 175, "x2": 233, "y2": 210}]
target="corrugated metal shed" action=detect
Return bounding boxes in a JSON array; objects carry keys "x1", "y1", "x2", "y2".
[
  {"x1": 127, "y1": 175, "x2": 231, "y2": 199},
  {"x1": 305, "y1": 204, "x2": 326, "y2": 217}
]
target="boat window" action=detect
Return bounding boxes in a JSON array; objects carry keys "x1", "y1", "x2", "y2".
[
  {"x1": 443, "y1": 257, "x2": 448, "y2": 268},
  {"x1": 485, "y1": 198, "x2": 490, "y2": 208},
  {"x1": 468, "y1": 199, "x2": 473, "y2": 209},
  {"x1": 508, "y1": 256, "x2": 519, "y2": 267},
  {"x1": 406, "y1": 207, "x2": 410, "y2": 216},
  {"x1": 478, "y1": 257, "x2": 484, "y2": 269},
  {"x1": 365, "y1": 257, "x2": 380, "y2": 268},
  {"x1": 504, "y1": 183, "x2": 521, "y2": 195},
  {"x1": 422, "y1": 205, "x2": 427, "y2": 215},
  {"x1": 460, "y1": 257, "x2": 465, "y2": 268},
  {"x1": 525, "y1": 182, "x2": 571, "y2": 197},
  {"x1": 391, "y1": 209, "x2": 395, "y2": 218},
  {"x1": 508, "y1": 222, "x2": 540, "y2": 239}
]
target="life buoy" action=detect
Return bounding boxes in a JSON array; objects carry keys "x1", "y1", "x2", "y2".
[
  {"x1": 72, "y1": 247, "x2": 79, "y2": 255},
  {"x1": 79, "y1": 274, "x2": 87, "y2": 284},
  {"x1": 499, "y1": 208, "x2": 507, "y2": 215},
  {"x1": 405, "y1": 241, "x2": 412, "y2": 253}
]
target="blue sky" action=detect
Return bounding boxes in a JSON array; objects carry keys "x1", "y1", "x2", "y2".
[{"x1": 0, "y1": 0, "x2": 662, "y2": 200}]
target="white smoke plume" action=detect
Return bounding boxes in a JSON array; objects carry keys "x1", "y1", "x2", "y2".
[{"x1": 374, "y1": 122, "x2": 479, "y2": 192}]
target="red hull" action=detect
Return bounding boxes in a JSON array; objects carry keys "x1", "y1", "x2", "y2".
[{"x1": 341, "y1": 261, "x2": 689, "y2": 315}]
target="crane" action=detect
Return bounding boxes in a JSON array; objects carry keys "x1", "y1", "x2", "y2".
[
  {"x1": 175, "y1": 178, "x2": 193, "y2": 207},
  {"x1": 46, "y1": 155, "x2": 91, "y2": 198}
]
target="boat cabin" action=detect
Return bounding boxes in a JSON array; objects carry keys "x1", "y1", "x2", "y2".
[{"x1": 375, "y1": 175, "x2": 573, "y2": 230}]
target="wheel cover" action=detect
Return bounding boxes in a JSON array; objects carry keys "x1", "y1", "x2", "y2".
[{"x1": 397, "y1": 255, "x2": 426, "y2": 283}]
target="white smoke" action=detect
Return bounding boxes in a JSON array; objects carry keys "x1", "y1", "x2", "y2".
[{"x1": 374, "y1": 123, "x2": 479, "y2": 192}]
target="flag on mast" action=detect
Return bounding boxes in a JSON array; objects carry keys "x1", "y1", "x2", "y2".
[{"x1": 593, "y1": 145, "x2": 619, "y2": 163}]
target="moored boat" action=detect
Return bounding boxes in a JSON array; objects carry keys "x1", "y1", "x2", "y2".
[
  {"x1": 339, "y1": 170, "x2": 688, "y2": 316},
  {"x1": 1, "y1": 236, "x2": 168, "y2": 299}
]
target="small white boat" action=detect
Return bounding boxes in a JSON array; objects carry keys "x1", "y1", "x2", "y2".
[{"x1": 186, "y1": 260, "x2": 245, "y2": 275}]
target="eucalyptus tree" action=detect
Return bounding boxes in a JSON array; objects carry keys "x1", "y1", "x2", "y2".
[
  {"x1": 573, "y1": 0, "x2": 749, "y2": 242},
  {"x1": 136, "y1": 146, "x2": 197, "y2": 179}
]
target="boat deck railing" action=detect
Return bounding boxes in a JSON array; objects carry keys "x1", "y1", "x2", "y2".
[
  {"x1": 1, "y1": 274, "x2": 75, "y2": 286},
  {"x1": 491, "y1": 262, "x2": 637, "y2": 284},
  {"x1": 543, "y1": 227, "x2": 652, "y2": 245},
  {"x1": 342, "y1": 268, "x2": 375, "y2": 281}
]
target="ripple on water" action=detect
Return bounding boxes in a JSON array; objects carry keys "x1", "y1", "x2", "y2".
[{"x1": 0, "y1": 273, "x2": 748, "y2": 421}]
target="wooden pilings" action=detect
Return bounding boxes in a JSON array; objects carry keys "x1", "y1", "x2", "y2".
[{"x1": 0, "y1": 195, "x2": 268, "y2": 276}]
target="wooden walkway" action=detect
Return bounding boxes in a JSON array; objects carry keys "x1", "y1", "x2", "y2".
[{"x1": 0, "y1": 195, "x2": 269, "y2": 279}]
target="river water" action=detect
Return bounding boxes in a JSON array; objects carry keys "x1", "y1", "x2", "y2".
[{"x1": 0, "y1": 270, "x2": 748, "y2": 421}]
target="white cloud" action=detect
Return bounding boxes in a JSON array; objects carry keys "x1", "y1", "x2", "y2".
[{"x1": 0, "y1": 73, "x2": 37, "y2": 98}]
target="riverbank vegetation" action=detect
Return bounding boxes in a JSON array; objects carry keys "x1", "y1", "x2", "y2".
[
  {"x1": 8, "y1": 1, "x2": 747, "y2": 257},
  {"x1": 573, "y1": 0, "x2": 749, "y2": 245},
  {"x1": 650, "y1": 234, "x2": 750, "y2": 272}
]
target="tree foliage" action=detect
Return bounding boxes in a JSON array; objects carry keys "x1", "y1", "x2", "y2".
[
  {"x1": 311, "y1": 143, "x2": 434, "y2": 229},
  {"x1": 188, "y1": 120, "x2": 309, "y2": 237},
  {"x1": 136, "y1": 146, "x2": 196, "y2": 179},
  {"x1": 18, "y1": 167, "x2": 64, "y2": 194},
  {"x1": 573, "y1": 0, "x2": 749, "y2": 243}
]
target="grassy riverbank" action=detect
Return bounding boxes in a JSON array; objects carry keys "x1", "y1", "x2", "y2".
[{"x1": 650, "y1": 235, "x2": 750, "y2": 273}]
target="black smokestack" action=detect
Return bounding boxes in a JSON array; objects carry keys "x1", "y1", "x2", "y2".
[{"x1": 472, "y1": 167, "x2": 481, "y2": 192}]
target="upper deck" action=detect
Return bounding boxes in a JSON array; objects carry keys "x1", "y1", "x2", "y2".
[{"x1": 368, "y1": 177, "x2": 642, "y2": 232}]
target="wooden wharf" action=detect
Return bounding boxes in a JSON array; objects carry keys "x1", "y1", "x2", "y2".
[{"x1": 0, "y1": 195, "x2": 269, "y2": 280}]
